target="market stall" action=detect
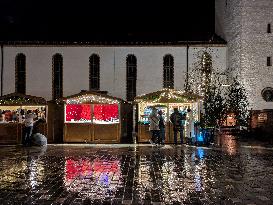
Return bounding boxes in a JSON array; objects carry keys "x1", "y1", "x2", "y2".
[
  {"x1": 0, "y1": 93, "x2": 47, "y2": 144},
  {"x1": 63, "y1": 91, "x2": 127, "y2": 143},
  {"x1": 134, "y1": 89, "x2": 202, "y2": 144}
]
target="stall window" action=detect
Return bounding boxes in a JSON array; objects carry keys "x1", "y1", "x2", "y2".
[
  {"x1": 89, "y1": 54, "x2": 100, "y2": 90},
  {"x1": 163, "y1": 54, "x2": 174, "y2": 89},
  {"x1": 52, "y1": 54, "x2": 63, "y2": 100},
  {"x1": 93, "y1": 104, "x2": 119, "y2": 124},
  {"x1": 15, "y1": 53, "x2": 26, "y2": 94},
  {"x1": 65, "y1": 104, "x2": 91, "y2": 122},
  {"x1": 126, "y1": 55, "x2": 137, "y2": 101}
]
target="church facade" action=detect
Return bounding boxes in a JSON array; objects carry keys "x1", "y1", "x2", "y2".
[
  {"x1": 0, "y1": 42, "x2": 226, "y2": 102},
  {"x1": 0, "y1": 0, "x2": 273, "y2": 112}
]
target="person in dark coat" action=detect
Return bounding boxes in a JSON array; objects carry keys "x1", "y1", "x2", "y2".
[
  {"x1": 148, "y1": 108, "x2": 160, "y2": 145},
  {"x1": 170, "y1": 108, "x2": 186, "y2": 145},
  {"x1": 158, "y1": 110, "x2": 165, "y2": 145}
]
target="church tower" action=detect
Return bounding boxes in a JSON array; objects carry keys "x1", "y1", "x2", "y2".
[{"x1": 215, "y1": 0, "x2": 273, "y2": 110}]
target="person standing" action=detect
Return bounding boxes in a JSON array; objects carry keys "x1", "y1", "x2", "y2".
[
  {"x1": 158, "y1": 110, "x2": 165, "y2": 145},
  {"x1": 23, "y1": 110, "x2": 36, "y2": 146},
  {"x1": 148, "y1": 108, "x2": 160, "y2": 145},
  {"x1": 170, "y1": 108, "x2": 185, "y2": 145}
]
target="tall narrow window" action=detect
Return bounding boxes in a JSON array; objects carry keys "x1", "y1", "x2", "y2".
[
  {"x1": 267, "y1": 57, "x2": 272, "y2": 66},
  {"x1": 52, "y1": 54, "x2": 63, "y2": 100},
  {"x1": 126, "y1": 55, "x2": 137, "y2": 101},
  {"x1": 267, "y1": 23, "x2": 271, "y2": 33},
  {"x1": 15, "y1": 53, "x2": 26, "y2": 94},
  {"x1": 163, "y1": 54, "x2": 174, "y2": 89},
  {"x1": 89, "y1": 54, "x2": 100, "y2": 90}
]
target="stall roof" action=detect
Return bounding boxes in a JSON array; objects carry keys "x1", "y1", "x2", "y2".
[
  {"x1": 0, "y1": 93, "x2": 47, "y2": 106},
  {"x1": 62, "y1": 90, "x2": 126, "y2": 104},
  {"x1": 134, "y1": 89, "x2": 203, "y2": 103}
]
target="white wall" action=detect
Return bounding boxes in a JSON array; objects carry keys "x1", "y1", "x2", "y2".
[{"x1": 3, "y1": 45, "x2": 226, "y2": 101}]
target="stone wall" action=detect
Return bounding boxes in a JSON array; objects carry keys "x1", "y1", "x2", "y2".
[{"x1": 215, "y1": 0, "x2": 273, "y2": 110}]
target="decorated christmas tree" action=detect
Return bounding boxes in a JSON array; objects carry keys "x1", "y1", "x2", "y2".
[
  {"x1": 188, "y1": 50, "x2": 227, "y2": 129},
  {"x1": 226, "y1": 77, "x2": 249, "y2": 127}
]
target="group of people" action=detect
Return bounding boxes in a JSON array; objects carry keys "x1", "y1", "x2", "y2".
[
  {"x1": 0, "y1": 108, "x2": 46, "y2": 146},
  {"x1": 0, "y1": 108, "x2": 45, "y2": 123},
  {"x1": 149, "y1": 107, "x2": 187, "y2": 145}
]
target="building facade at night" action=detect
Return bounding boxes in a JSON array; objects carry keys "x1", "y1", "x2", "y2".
[
  {"x1": 215, "y1": 0, "x2": 273, "y2": 111},
  {"x1": 0, "y1": 42, "x2": 226, "y2": 101},
  {"x1": 0, "y1": 0, "x2": 272, "y2": 112}
]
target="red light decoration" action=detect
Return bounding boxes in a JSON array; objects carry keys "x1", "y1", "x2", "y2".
[
  {"x1": 65, "y1": 159, "x2": 120, "y2": 180},
  {"x1": 65, "y1": 104, "x2": 91, "y2": 122},
  {"x1": 93, "y1": 104, "x2": 119, "y2": 122}
]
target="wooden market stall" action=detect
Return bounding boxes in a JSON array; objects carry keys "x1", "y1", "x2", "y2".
[
  {"x1": 0, "y1": 93, "x2": 48, "y2": 144},
  {"x1": 63, "y1": 91, "x2": 128, "y2": 143},
  {"x1": 134, "y1": 89, "x2": 202, "y2": 144}
]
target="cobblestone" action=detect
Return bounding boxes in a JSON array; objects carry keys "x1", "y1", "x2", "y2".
[{"x1": 0, "y1": 142, "x2": 273, "y2": 204}]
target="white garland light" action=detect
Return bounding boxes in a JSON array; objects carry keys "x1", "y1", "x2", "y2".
[{"x1": 66, "y1": 94, "x2": 120, "y2": 105}]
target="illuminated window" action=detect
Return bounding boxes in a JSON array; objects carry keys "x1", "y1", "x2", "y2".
[
  {"x1": 65, "y1": 104, "x2": 91, "y2": 122},
  {"x1": 163, "y1": 54, "x2": 174, "y2": 89},
  {"x1": 15, "y1": 53, "x2": 26, "y2": 94},
  {"x1": 65, "y1": 104, "x2": 119, "y2": 124},
  {"x1": 93, "y1": 104, "x2": 119, "y2": 124},
  {"x1": 267, "y1": 23, "x2": 271, "y2": 33},
  {"x1": 267, "y1": 57, "x2": 272, "y2": 66},
  {"x1": 89, "y1": 54, "x2": 100, "y2": 90},
  {"x1": 126, "y1": 54, "x2": 137, "y2": 101},
  {"x1": 52, "y1": 54, "x2": 63, "y2": 100}
]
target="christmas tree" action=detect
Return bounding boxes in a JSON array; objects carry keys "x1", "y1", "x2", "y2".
[
  {"x1": 226, "y1": 77, "x2": 249, "y2": 127},
  {"x1": 188, "y1": 50, "x2": 227, "y2": 129}
]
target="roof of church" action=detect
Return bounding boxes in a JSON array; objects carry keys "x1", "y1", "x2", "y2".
[{"x1": 0, "y1": 33, "x2": 226, "y2": 46}]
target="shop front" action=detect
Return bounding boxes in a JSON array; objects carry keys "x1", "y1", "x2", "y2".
[
  {"x1": 63, "y1": 91, "x2": 127, "y2": 143},
  {"x1": 0, "y1": 93, "x2": 47, "y2": 144},
  {"x1": 135, "y1": 89, "x2": 202, "y2": 144}
]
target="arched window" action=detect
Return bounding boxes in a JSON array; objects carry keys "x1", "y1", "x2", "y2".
[
  {"x1": 89, "y1": 54, "x2": 100, "y2": 90},
  {"x1": 15, "y1": 53, "x2": 26, "y2": 94},
  {"x1": 126, "y1": 55, "x2": 137, "y2": 101},
  {"x1": 163, "y1": 54, "x2": 174, "y2": 89},
  {"x1": 52, "y1": 54, "x2": 63, "y2": 100}
]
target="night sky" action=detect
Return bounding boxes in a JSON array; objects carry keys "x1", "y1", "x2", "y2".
[{"x1": 0, "y1": 0, "x2": 215, "y2": 41}]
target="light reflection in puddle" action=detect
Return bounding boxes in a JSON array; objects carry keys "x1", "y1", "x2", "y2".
[
  {"x1": 132, "y1": 147, "x2": 216, "y2": 203},
  {"x1": 0, "y1": 155, "x2": 45, "y2": 192},
  {"x1": 64, "y1": 157, "x2": 122, "y2": 199},
  {"x1": 0, "y1": 144, "x2": 272, "y2": 204}
]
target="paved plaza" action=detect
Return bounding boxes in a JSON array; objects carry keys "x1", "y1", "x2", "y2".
[{"x1": 0, "y1": 139, "x2": 273, "y2": 205}]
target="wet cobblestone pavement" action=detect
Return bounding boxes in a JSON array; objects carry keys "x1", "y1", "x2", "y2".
[{"x1": 0, "y1": 141, "x2": 273, "y2": 204}]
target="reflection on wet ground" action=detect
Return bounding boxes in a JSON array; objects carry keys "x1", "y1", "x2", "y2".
[{"x1": 0, "y1": 139, "x2": 273, "y2": 204}]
